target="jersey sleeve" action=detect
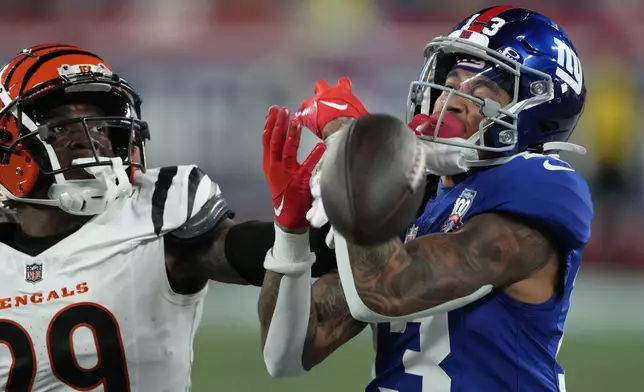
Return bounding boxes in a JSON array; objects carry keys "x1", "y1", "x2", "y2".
[
  {"x1": 130, "y1": 165, "x2": 217, "y2": 303},
  {"x1": 133, "y1": 165, "x2": 221, "y2": 238},
  {"x1": 483, "y1": 155, "x2": 593, "y2": 250}
]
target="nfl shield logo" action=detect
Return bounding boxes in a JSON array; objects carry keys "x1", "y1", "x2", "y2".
[{"x1": 25, "y1": 263, "x2": 43, "y2": 283}]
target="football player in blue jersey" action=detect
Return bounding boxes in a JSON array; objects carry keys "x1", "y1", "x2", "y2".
[{"x1": 258, "y1": 6, "x2": 593, "y2": 392}]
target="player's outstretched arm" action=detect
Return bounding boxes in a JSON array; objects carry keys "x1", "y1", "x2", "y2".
[
  {"x1": 336, "y1": 212, "x2": 559, "y2": 321},
  {"x1": 258, "y1": 106, "x2": 366, "y2": 377},
  {"x1": 164, "y1": 217, "x2": 338, "y2": 293}
]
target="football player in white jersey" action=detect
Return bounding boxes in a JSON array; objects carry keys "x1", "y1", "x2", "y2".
[{"x1": 0, "y1": 44, "x2": 336, "y2": 392}]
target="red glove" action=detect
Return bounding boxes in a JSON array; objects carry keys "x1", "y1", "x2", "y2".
[
  {"x1": 408, "y1": 112, "x2": 465, "y2": 139},
  {"x1": 262, "y1": 106, "x2": 326, "y2": 230},
  {"x1": 294, "y1": 77, "x2": 368, "y2": 139}
]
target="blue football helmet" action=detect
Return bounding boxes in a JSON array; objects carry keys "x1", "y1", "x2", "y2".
[{"x1": 407, "y1": 6, "x2": 587, "y2": 166}]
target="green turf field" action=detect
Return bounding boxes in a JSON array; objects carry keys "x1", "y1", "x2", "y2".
[{"x1": 190, "y1": 327, "x2": 643, "y2": 392}]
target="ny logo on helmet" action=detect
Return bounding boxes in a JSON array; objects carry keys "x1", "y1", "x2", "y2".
[{"x1": 554, "y1": 37, "x2": 583, "y2": 95}]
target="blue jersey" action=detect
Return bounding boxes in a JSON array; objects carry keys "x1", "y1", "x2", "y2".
[{"x1": 367, "y1": 154, "x2": 593, "y2": 392}]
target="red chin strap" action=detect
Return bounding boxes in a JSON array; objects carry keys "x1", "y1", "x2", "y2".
[{"x1": 408, "y1": 111, "x2": 465, "y2": 139}]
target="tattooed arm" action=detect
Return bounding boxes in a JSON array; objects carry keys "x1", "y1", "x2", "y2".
[
  {"x1": 259, "y1": 270, "x2": 366, "y2": 373},
  {"x1": 336, "y1": 212, "x2": 559, "y2": 320}
]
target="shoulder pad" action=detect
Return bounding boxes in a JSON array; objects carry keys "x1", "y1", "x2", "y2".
[{"x1": 483, "y1": 154, "x2": 593, "y2": 248}]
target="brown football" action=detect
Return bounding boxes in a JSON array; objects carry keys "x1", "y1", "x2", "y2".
[{"x1": 320, "y1": 114, "x2": 426, "y2": 245}]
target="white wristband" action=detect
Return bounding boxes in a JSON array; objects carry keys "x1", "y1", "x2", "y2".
[{"x1": 264, "y1": 224, "x2": 316, "y2": 275}]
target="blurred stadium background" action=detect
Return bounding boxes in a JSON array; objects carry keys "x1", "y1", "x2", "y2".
[{"x1": 3, "y1": 0, "x2": 644, "y2": 391}]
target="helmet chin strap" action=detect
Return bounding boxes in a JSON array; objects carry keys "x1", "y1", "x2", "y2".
[
  {"x1": 420, "y1": 138, "x2": 473, "y2": 176},
  {"x1": 423, "y1": 133, "x2": 586, "y2": 176},
  {"x1": 464, "y1": 138, "x2": 587, "y2": 168},
  {"x1": 541, "y1": 141, "x2": 587, "y2": 158},
  {"x1": 3, "y1": 156, "x2": 132, "y2": 216}
]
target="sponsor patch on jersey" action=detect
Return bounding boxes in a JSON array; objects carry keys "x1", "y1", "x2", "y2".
[
  {"x1": 25, "y1": 262, "x2": 43, "y2": 283},
  {"x1": 441, "y1": 188, "x2": 477, "y2": 233}
]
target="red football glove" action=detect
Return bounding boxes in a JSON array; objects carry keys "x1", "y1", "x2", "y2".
[
  {"x1": 294, "y1": 77, "x2": 369, "y2": 139},
  {"x1": 262, "y1": 105, "x2": 326, "y2": 230}
]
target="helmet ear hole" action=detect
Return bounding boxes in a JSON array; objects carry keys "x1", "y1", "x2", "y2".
[
  {"x1": 0, "y1": 129, "x2": 13, "y2": 165},
  {"x1": 21, "y1": 135, "x2": 53, "y2": 174},
  {"x1": 539, "y1": 120, "x2": 559, "y2": 133},
  {"x1": 0, "y1": 148, "x2": 39, "y2": 197},
  {"x1": 0, "y1": 129, "x2": 12, "y2": 144}
]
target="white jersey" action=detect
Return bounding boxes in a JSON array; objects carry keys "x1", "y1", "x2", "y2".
[{"x1": 0, "y1": 165, "x2": 217, "y2": 392}]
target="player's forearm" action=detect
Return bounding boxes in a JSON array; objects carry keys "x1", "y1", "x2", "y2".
[
  {"x1": 258, "y1": 230, "x2": 317, "y2": 377},
  {"x1": 165, "y1": 219, "x2": 248, "y2": 294},
  {"x1": 258, "y1": 272, "x2": 286, "y2": 346},
  {"x1": 334, "y1": 233, "x2": 489, "y2": 322},
  {"x1": 259, "y1": 270, "x2": 366, "y2": 373},
  {"x1": 259, "y1": 226, "x2": 364, "y2": 376},
  {"x1": 337, "y1": 213, "x2": 556, "y2": 320},
  {"x1": 216, "y1": 221, "x2": 337, "y2": 286},
  {"x1": 303, "y1": 271, "x2": 367, "y2": 369},
  {"x1": 344, "y1": 237, "x2": 457, "y2": 317},
  {"x1": 171, "y1": 220, "x2": 335, "y2": 287},
  {"x1": 258, "y1": 270, "x2": 316, "y2": 374},
  {"x1": 343, "y1": 235, "x2": 497, "y2": 318},
  {"x1": 197, "y1": 219, "x2": 250, "y2": 284},
  {"x1": 258, "y1": 270, "x2": 314, "y2": 377}
]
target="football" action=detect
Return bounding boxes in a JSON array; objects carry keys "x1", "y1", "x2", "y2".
[{"x1": 320, "y1": 114, "x2": 426, "y2": 245}]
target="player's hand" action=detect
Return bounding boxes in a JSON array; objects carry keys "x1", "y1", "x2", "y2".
[
  {"x1": 306, "y1": 160, "x2": 335, "y2": 248},
  {"x1": 294, "y1": 77, "x2": 368, "y2": 139},
  {"x1": 263, "y1": 106, "x2": 326, "y2": 231}
]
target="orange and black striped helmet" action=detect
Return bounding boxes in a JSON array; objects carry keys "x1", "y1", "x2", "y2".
[{"x1": 0, "y1": 44, "x2": 149, "y2": 199}]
